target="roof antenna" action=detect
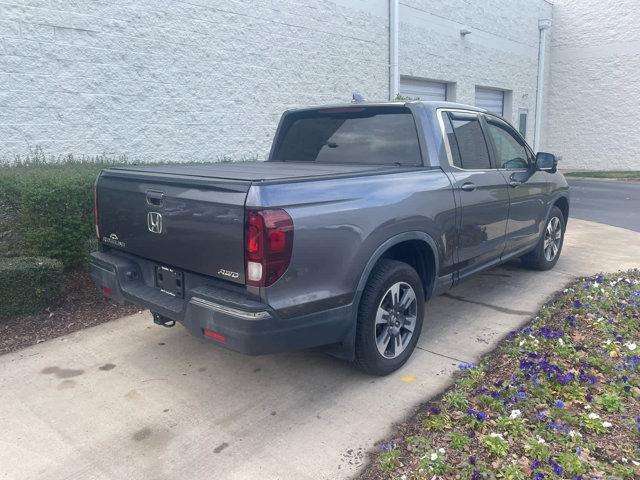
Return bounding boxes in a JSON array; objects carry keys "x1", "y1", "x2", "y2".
[{"x1": 351, "y1": 92, "x2": 365, "y2": 104}]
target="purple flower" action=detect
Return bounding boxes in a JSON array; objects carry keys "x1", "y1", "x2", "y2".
[
  {"x1": 458, "y1": 362, "x2": 475, "y2": 370},
  {"x1": 595, "y1": 275, "x2": 604, "y2": 283},
  {"x1": 549, "y1": 459, "x2": 564, "y2": 476},
  {"x1": 538, "y1": 325, "x2": 564, "y2": 340},
  {"x1": 469, "y1": 455, "x2": 476, "y2": 465},
  {"x1": 379, "y1": 442, "x2": 393, "y2": 452},
  {"x1": 534, "y1": 473, "x2": 544, "y2": 480},
  {"x1": 555, "y1": 400, "x2": 565, "y2": 409},
  {"x1": 467, "y1": 408, "x2": 486, "y2": 421},
  {"x1": 517, "y1": 391, "x2": 527, "y2": 399},
  {"x1": 471, "y1": 469, "x2": 480, "y2": 480},
  {"x1": 430, "y1": 406, "x2": 441, "y2": 415},
  {"x1": 536, "y1": 412, "x2": 546, "y2": 421},
  {"x1": 573, "y1": 300, "x2": 583, "y2": 309}
]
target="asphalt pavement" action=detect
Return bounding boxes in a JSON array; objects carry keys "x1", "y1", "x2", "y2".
[
  {"x1": 2, "y1": 219, "x2": 640, "y2": 480},
  {"x1": 567, "y1": 177, "x2": 640, "y2": 232}
]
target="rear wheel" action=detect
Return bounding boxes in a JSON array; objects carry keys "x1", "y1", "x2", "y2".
[
  {"x1": 521, "y1": 206, "x2": 565, "y2": 271},
  {"x1": 354, "y1": 259, "x2": 425, "y2": 375}
]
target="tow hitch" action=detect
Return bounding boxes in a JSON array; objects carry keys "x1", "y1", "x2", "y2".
[{"x1": 152, "y1": 312, "x2": 175, "y2": 328}]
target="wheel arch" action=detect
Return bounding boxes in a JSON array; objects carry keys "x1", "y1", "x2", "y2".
[
  {"x1": 553, "y1": 195, "x2": 570, "y2": 227},
  {"x1": 355, "y1": 232, "x2": 439, "y2": 305}
]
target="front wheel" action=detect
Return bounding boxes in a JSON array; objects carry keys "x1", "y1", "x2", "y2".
[
  {"x1": 354, "y1": 259, "x2": 425, "y2": 375},
  {"x1": 521, "y1": 206, "x2": 565, "y2": 271}
]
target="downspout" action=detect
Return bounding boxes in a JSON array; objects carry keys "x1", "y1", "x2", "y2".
[
  {"x1": 533, "y1": 18, "x2": 552, "y2": 152},
  {"x1": 389, "y1": 0, "x2": 399, "y2": 101}
]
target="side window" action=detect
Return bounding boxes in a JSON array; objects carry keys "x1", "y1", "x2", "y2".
[
  {"x1": 447, "y1": 113, "x2": 491, "y2": 169},
  {"x1": 486, "y1": 121, "x2": 529, "y2": 170}
]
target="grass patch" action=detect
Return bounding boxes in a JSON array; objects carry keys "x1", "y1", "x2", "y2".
[
  {"x1": 565, "y1": 171, "x2": 640, "y2": 180},
  {"x1": 363, "y1": 271, "x2": 640, "y2": 479}
]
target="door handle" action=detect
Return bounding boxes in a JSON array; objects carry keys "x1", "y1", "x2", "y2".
[
  {"x1": 460, "y1": 182, "x2": 476, "y2": 192},
  {"x1": 509, "y1": 180, "x2": 522, "y2": 188}
]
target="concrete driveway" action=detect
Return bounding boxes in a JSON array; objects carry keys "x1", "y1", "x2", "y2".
[{"x1": 1, "y1": 219, "x2": 639, "y2": 480}]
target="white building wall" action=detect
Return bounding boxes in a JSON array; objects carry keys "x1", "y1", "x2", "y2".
[
  {"x1": 398, "y1": 0, "x2": 553, "y2": 146},
  {"x1": 0, "y1": 0, "x2": 389, "y2": 163},
  {"x1": 544, "y1": 0, "x2": 640, "y2": 170}
]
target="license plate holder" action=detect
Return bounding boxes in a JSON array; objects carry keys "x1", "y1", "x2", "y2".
[{"x1": 155, "y1": 265, "x2": 184, "y2": 298}]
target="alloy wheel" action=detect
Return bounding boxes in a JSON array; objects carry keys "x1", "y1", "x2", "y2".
[
  {"x1": 375, "y1": 281, "x2": 418, "y2": 359},
  {"x1": 543, "y1": 216, "x2": 562, "y2": 261}
]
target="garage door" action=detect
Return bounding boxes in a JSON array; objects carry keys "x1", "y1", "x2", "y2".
[
  {"x1": 475, "y1": 87, "x2": 504, "y2": 115},
  {"x1": 400, "y1": 77, "x2": 447, "y2": 101}
]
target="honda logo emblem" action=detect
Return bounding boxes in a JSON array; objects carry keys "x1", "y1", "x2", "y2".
[{"x1": 147, "y1": 211, "x2": 163, "y2": 234}]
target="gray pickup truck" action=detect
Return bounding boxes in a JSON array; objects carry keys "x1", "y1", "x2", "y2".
[{"x1": 90, "y1": 101, "x2": 569, "y2": 375}]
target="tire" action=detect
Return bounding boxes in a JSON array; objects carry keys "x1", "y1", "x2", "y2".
[
  {"x1": 521, "y1": 206, "x2": 565, "y2": 271},
  {"x1": 354, "y1": 259, "x2": 425, "y2": 376}
]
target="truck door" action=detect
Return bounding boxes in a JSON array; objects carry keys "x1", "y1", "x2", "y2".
[
  {"x1": 482, "y1": 115, "x2": 548, "y2": 256},
  {"x1": 440, "y1": 111, "x2": 510, "y2": 280}
]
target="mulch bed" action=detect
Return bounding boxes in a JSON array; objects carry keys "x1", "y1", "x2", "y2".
[{"x1": 0, "y1": 270, "x2": 140, "y2": 355}]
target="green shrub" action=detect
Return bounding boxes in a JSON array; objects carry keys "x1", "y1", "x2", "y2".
[
  {"x1": 0, "y1": 163, "x2": 105, "y2": 267},
  {"x1": 0, "y1": 256, "x2": 63, "y2": 317}
]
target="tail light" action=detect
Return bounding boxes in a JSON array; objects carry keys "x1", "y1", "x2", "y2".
[
  {"x1": 93, "y1": 185, "x2": 100, "y2": 240},
  {"x1": 245, "y1": 208, "x2": 293, "y2": 287}
]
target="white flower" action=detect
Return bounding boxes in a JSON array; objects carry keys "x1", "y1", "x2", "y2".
[
  {"x1": 509, "y1": 409, "x2": 522, "y2": 419},
  {"x1": 622, "y1": 457, "x2": 628, "y2": 463},
  {"x1": 604, "y1": 339, "x2": 612, "y2": 345},
  {"x1": 584, "y1": 404, "x2": 592, "y2": 410},
  {"x1": 536, "y1": 435, "x2": 545, "y2": 444},
  {"x1": 438, "y1": 448, "x2": 445, "y2": 454},
  {"x1": 519, "y1": 340, "x2": 526, "y2": 346},
  {"x1": 625, "y1": 342, "x2": 637, "y2": 351},
  {"x1": 588, "y1": 412, "x2": 600, "y2": 419},
  {"x1": 430, "y1": 452, "x2": 438, "y2": 461},
  {"x1": 632, "y1": 460, "x2": 640, "y2": 466},
  {"x1": 489, "y1": 432, "x2": 505, "y2": 440},
  {"x1": 602, "y1": 421, "x2": 612, "y2": 428},
  {"x1": 558, "y1": 338, "x2": 564, "y2": 346},
  {"x1": 568, "y1": 430, "x2": 582, "y2": 438}
]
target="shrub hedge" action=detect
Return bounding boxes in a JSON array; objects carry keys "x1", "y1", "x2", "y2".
[
  {"x1": 0, "y1": 163, "x2": 105, "y2": 268},
  {"x1": 0, "y1": 256, "x2": 64, "y2": 317}
]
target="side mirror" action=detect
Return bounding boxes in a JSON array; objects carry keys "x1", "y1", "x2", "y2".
[{"x1": 536, "y1": 152, "x2": 557, "y2": 173}]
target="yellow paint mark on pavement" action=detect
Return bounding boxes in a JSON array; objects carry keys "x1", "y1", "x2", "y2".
[{"x1": 400, "y1": 376, "x2": 416, "y2": 383}]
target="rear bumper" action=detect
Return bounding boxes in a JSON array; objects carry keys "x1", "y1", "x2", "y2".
[{"x1": 89, "y1": 250, "x2": 353, "y2": 355}]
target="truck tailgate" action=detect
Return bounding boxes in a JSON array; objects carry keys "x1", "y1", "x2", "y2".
[{"x1": 96, "y1": 169, "x2": 249, "y2": 285}]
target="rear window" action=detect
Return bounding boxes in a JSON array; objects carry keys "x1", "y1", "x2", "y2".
[{"x1": 271, "y1": 107, "x2": 422, "y2": 166}]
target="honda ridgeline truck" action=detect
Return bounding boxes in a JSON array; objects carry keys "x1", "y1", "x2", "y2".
[{"x1": 90, "y1": 101, "x2": 569, "y2": 375}]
